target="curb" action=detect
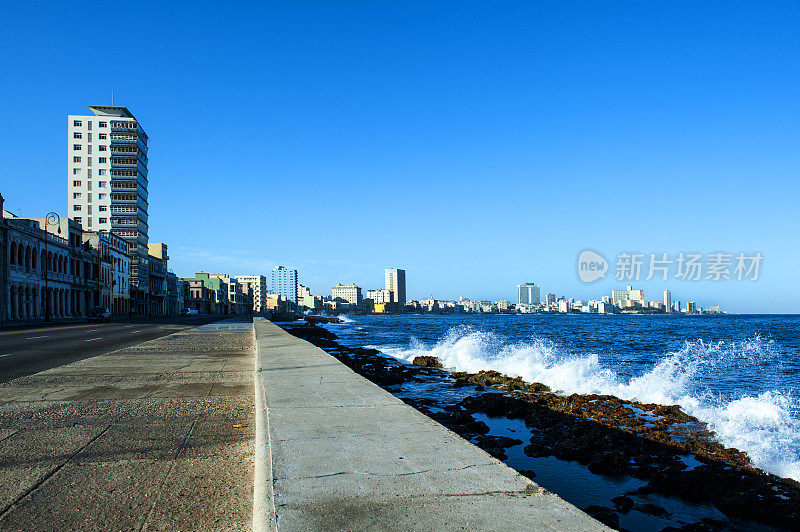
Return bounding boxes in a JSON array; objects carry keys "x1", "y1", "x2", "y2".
[{"x1": 253, "y1": 318, "x2": 277, "y2": 531}]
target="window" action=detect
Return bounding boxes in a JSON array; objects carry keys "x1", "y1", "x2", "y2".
[
  {"x1": 73, "y1": 168, "x2": 80, "y2": 174},
  {"x1": 98, "y1": 193, "x2": 106, "y2": 199},
  {"x1": 74, "y1": 132, "x2": 82, "y2": 139},
  {"x1": 73, "y1": 180, "x2": 81, "y2": 186},
  {"x1": 98, "y1": 169, "x2": 107, "y2": 175},
  {"x1": 73, "y1": 205, "x2": 81, "y2": 211},
  {"x1": 73, "y1": 156, "x2": 81, "y2": 163},
  {"x1": 99, "y1": 206, "x2": 107, "y2": 212},
  {"x1": 99, "y1": 217, "x2": 107, "y2": 224},
  {"x1": 87, "y1": 145, "x2": 92, "y2": 154},
  {"x1": 98, "y1": 157, "x2": 107, "y2": 163},
  {"x1": 99, "y1": 121, "x2": 107, "y2": 127},
  {"x1": 74, "y1": 217, "x2": 82, "y2": 224},
  {"x1": 98, "y1": 133, "x2": 107, "y2": 140},
  {"x1": 73, "y1": 144, "x2": 81, "y2": 150},
  {"x1": 73, "y1": 193, "x2": 81, "y2": 199},
  {"x1": 99, "y1": 145, "x2": 107, "y2": 151},
  {"x1": 73, "y1": 120, "x2": 82, "y2": 127},
  {"x1": 99, "y1": 181, "x2": 106, "y2": 187}
]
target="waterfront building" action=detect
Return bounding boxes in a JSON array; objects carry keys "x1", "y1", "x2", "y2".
[
  {"x1": 686, "y1": 301, "x2": 696, "y2": 314},
  {"x1": 68, "y1": 106, "x2": 150, "y2": 314},
  {"x1": 517, "y1": 283, "x2": 540, "y2": 305},
  {"x1": 558, "y1": 300, "x2": 570, "y2": 313},
  {"x1": 298, "y1": 284, "x2": 319, "y2": 310},
  {"x1": 207, "y1": 273, "x2": 246, "y2": 314},
  {"x1": 366, "y1": 288, "x2": 393, "y2": 304},
  {"x1": 384, "y1": 268, "x2": 406, "y2": 306},
  {"x1": 332, "y1": 283, "x2": 362, "y2": 305},
  {"x1": 546, "y1": 293, "x2": 556, "y2": 305},
  {"x1": 612, "y1": 285, "x2": 645, "y2": 305},
  {"x1": 497, "y1": 299, "x2": 512, "y2": 311},
  {"x1": 84, "y1": 230, "x2": 130, "y2": 315},
  {"x1": 271, "y1": 266, "x2": 298, "y2": 304},
  {"x1": 0, "y1": 195, "x2": 6, "y2": 322},
  {"x1": 236, "y1": 275, "x2": 267, "y2": 314},
  {"x1": 664, "y1": 290, "x2": 672, "y2": 313},
  {"x1": 146, "y1": 243, "x2": 168, "y2": 316},
  {"x1": 193, "y1": 272, "x2": 230, "y2": 314}
]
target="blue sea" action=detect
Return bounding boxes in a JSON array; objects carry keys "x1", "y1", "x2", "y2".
[{"x1": 325, "y1": 313, "x2": 800, "y2": 483}]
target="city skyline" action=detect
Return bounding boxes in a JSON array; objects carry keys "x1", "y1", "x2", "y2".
[{"x1": 1, "y1": 2, "x2": 798, "y2": 313}]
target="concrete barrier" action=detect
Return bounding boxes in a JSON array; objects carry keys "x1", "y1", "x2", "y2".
[{"x1": 254, "y1": 319, "x2": 607, "y2": 531}]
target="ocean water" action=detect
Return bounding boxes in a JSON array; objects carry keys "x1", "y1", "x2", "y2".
[{"x1": 326, "y1": 313, "x2": 800, "y2": 482}]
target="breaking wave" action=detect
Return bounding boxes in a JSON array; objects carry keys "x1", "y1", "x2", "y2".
[{"x1": 377, "y1": 326, "x2": 800, "y2": 481}]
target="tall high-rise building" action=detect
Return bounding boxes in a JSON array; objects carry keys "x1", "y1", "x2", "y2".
[
  {"x1": 517, "y1": 283, "x2": 540, "y2": 305},
  {"x1": 68, "y1": 106, "x2": 150, "y2": 311},
  {"x1": 271, "y1": 266, "x2": 298, "y2": 304},
  {"x1": 663, "y1": 290, "x2": 672, "y2": 313},
  {"x1": 384, "y1": 268, "x2": 406, "y2": 306}
]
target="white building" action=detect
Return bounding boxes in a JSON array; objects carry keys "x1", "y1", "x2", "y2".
[
  {"x1": 332, "y1": 283, "x2": 362, "y2": 305},
  {"x1": 385, "y1": 268, "x2": 406, "y2": 306},
  {"x1": 366, "y1": 288, "x2": 393, "y2": 304},
  {"x1": 236, "y1": 275, "x2": 267, "y2": 313},
  {"x1": 664, "y1": 290, "x2": 672, "y2": 313},
  {"x1": 612, "y1": 285, "x2": 645, "y2": 305},
  {"x1": 517, "y1": 283, "x2": 540, "y2": 305},
  {"x1": 68, "y1": 106, "x2": 150, "y2": 313},
  {"x1": 271, "y1": 266, "x2": 298, "y2": 304}
]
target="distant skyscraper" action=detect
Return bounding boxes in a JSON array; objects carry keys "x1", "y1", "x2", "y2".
[
  {"x1": 546, "y1": 293, "x2": 556, "y2": 305},
  {"x1": 271, "y1": 266, "x2": 298, "y2": 304},
  {"x1": 385, "y1": 268, "x2": 406, "y2": 306},
  {"x1": 68, "y1": 105, "x2": 150, "y2": 312},
  {"x1": 663, "y1": 290, "x2": 672, "y2": 313},
  {"x1": 517, "y1": 283, "x2": 540, "y2": 305}
]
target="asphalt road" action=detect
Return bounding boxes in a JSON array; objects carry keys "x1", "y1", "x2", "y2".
[{"x1": 0, "y1": 316, "x2": 227, "y2": 384}]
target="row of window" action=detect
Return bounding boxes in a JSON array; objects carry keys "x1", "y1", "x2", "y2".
[
  {"x1": 73, "y1": 132, "x2": 108, "y2": 140},
  {"x1": 72, "y1": 181, "x2": 108, "y2": 188},
  {"x1": 72, "y1": 146, "x2": 107, "y2": 153},
  {"x1": 73, "y1": 120, "x2": 107, "y2": 128},
  {"x1": 73, "y1": 168, "x2": 108, "y2": 175}
]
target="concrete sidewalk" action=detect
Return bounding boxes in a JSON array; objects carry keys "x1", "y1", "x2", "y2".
[
  {"x1": 0, "y1": 318, "x2": 255, "y2": 530},
  {"x1": 254, "y1": 320, "x2": 607, "y2": 531}
]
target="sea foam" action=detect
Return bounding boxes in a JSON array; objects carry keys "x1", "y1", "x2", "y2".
[{"x1": 378, "y1": 326, "x2": 800, "y2": 481}]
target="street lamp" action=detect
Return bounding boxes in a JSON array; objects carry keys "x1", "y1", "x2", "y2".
[{"x1": 43, "y1": 212, "x2": 60, "y2": 322}]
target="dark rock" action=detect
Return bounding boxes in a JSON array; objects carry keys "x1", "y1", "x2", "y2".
[
  {"x1": 583, "y1": 505, "x2": 620, "y2": 529},
  {"x1": 588, "y1": 450, "x2": 629, "y2": 476},
  {"x1": 518, "y1": 469, "x2": 537, "y2": 480},
  {"x1": 412, "y1": 356, "x2": 443, "y2": 369},
  {"x1": 611, "y1": 495, "x2": 634, "y2": 514},
  {"x1": 636, "y1": 502, "x2": 669, "y2": 517}
]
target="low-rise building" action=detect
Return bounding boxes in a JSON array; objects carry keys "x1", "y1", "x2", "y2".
[{"x1": 366, "y1": 288, "x2": 393, "y2": 304}]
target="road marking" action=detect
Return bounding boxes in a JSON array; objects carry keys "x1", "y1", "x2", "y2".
[
  {"x1": 85, "y1": 337, "x2": 102, "y2": 342},
  {"x1": 131, "y1": 330, "x2": 142, "y2": 334},
  {"x1": 0, "y1": 324, "x2": 99, "y2": 337},
  {"x1": 85, "y1": 329, "x2": 100, "y2": 332},
  {"x1": 26, "y1": 336, "x2": 49, "y2": 340},
  {"x1": 0, "y1": 354, "x2": 11, "y2": 358},
  {"x1": 123, "y1": 325, "x2": 133, "y2": 328}
]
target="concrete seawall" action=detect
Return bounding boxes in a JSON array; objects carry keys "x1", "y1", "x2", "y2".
[{"x1": 254, "y1": 319, "x2": 607, "y2": 530}]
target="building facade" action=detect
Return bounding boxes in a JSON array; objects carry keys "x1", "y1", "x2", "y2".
[
  {"x1": 366, "y1": 288, "x2": 393, "y2": 304},
  {"x1": 517, "y1": 283, "x2": 540, "y2": 305},
  {"x1": 236, "y1": 275, "x2": 267, "y2": 314},
  {"x1": 332, "y1": 283, "x2": 362, "y2": 305},
  {"x1": 271, "y1": 266, "x2": 298, "y2": 304},
  {"x1": 385, "y1": 268, "x2": 406, "y2": 306},
  {"x1": 68, "y1": 106, "x2": 150, "y2": 314}
]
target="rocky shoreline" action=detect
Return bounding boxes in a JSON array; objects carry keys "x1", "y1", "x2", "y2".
[{"x1": 281, "y1": 323, "x2": 800, "y2": 531}]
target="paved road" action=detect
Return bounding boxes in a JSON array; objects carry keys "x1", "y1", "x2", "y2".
[{"x1": 0, "y1": 316, "x2": 224, "y2": 384}]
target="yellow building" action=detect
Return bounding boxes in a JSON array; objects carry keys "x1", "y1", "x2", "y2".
[{"x1": 374, "y1": 303, "x2": 388, "y2": 314}]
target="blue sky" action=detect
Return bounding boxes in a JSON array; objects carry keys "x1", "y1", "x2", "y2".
[{"x1": 1, "y1": 1, "x2": 798, "y2": 312}]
